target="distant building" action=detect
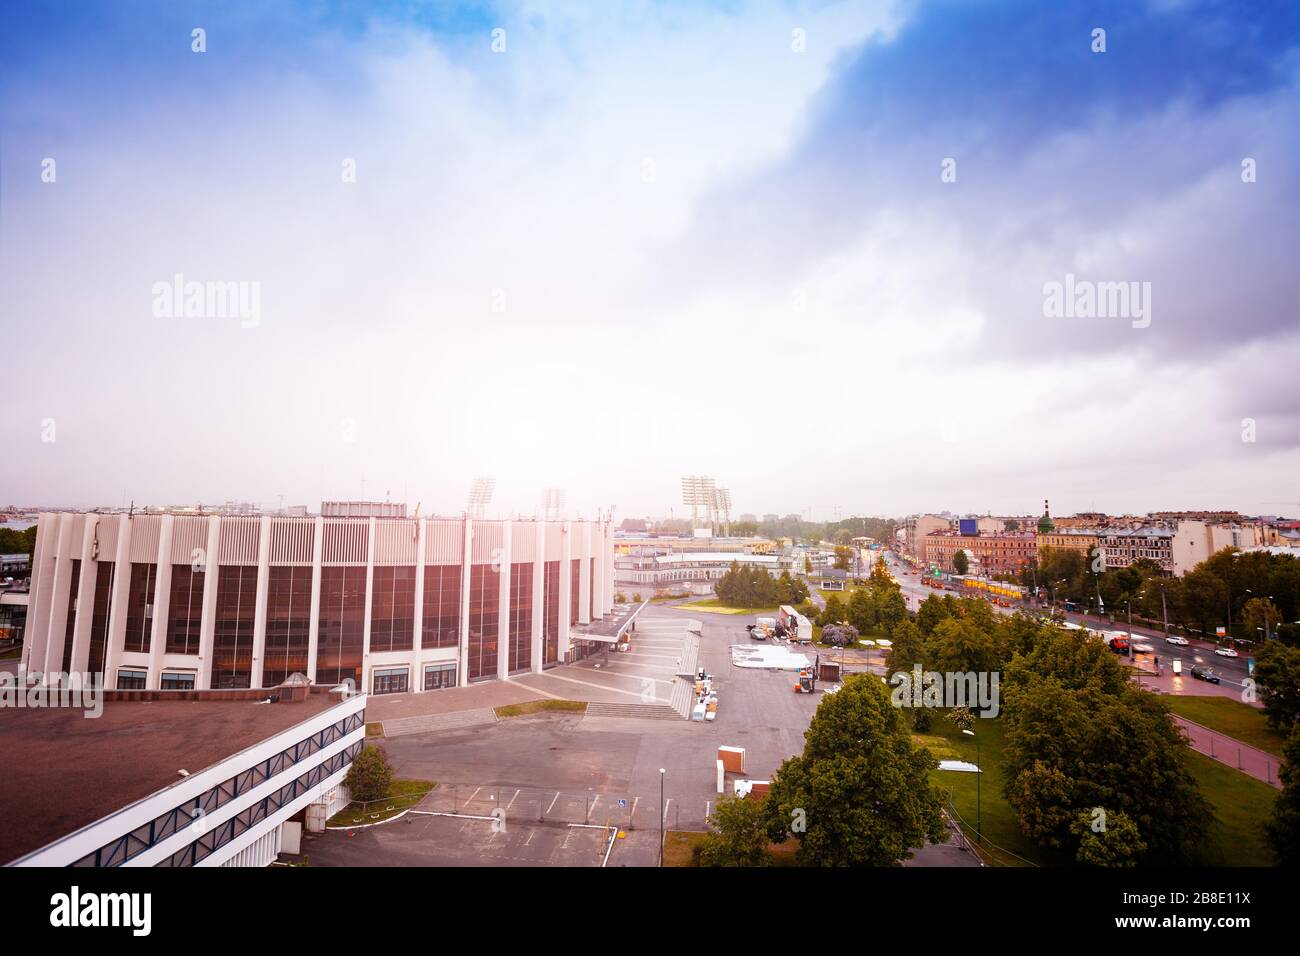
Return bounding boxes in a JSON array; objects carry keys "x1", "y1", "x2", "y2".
[
  {"x1": 903, "y1": 515, "x2": 950, "y2": 565},
  {"x1": 1102, "y1": 526, "x2": 1174, "y2": 574},
  {"x1": 923, "y1": 531, "x2": 1037, "y2": 575},
  {"x1": 1171, "y1": 521, "x2": 1260, "y2": 576},
  {"x1": 1036, "y1": 529, "x2": 1101, "y2": 560}
]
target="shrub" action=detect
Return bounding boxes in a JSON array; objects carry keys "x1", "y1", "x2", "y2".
[{"x1": 345, "y1": 744, "x2": 394, "y2": 802}]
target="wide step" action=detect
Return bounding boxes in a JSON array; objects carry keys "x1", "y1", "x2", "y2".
[{"x1": 585, "y1": 701, "x2": 682, "y2": 720}]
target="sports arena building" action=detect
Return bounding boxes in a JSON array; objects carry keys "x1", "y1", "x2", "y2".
[{"x1": 21, "y1": 511, "x2": 615, "y2": 695}]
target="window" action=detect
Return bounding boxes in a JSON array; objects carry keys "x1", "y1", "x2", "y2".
[
  {"x1": 87, "y1": 561, "x2": 115, "y2": 679},
  {"x1": 543, "y1": 560, "x2": 560, "y2": 665},
  {"x1": 423, "y1": 661, "x2": 456, "y2": 691},
  {"x1": 570, "y1": 559, "x2": 581, "y2": 625},
  {"x1": 264, "y1": 565, "x2": 312, "y2": 686},
  {"x1": 371, "y1": 566, "x2": 416, "y2": 652},
  {"x1": 166, "y1": 564, "x2": 205, "y2": 655},
  {"x1": 372, "y1": 666, "x2": 409, "y2": 695},
  {"x1": 124, "y1": 563, "x2": 157, "y2": 654},
  {"x1": 161, "y1": 671, "x2": 196, "y2": 690},
  {"x1": 467, "y1": 563, "x2": 500, "y2": 681},
  {"x1": 116, "y1": 668, "x2": 147, "y2": 690},
  {"x1": 317, "y1": 566, "x2": 365, "y2": 687},
  {"x1": 213, "y1": 565, "x2": 258, "y2": 689},
  {"x1": 61, "y1": 559, "x2": 81, "y2": 674},
  {"x1": 421, "y1": 565, "x2": 462, "y2": 649},
  {"x1": 509, "y1": 562, "x2": 533, "y2": 674}
]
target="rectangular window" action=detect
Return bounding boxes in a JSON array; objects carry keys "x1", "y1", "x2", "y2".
[
  {"x1": 263, "y1": 565, "x2": 312, "y2": 686},
  {"x1": 421, "y1": 565, "x2": 462, "y2": 649},
  {"x1": 543, "y1": 560, "x2": 560, "y2": 665},
  {"x1": 124, "y1": 563, "x2": 157, "y2": 654},
  {"x1": 590, "y1": 557, "x2": 596, "y2": 621},
  {"x1": 570, "y1": 559, "x2": 581, "y2": 625},
  {"x1": 116, "y1": 668, "x2": 147, "y2": 690},
  {"x1": 423, "y1": 661, "x2": 456, "y2": 691},
  {"x1": 509, "y1": 562, "x2": 533, "y2": 674},
  {"x1": 161, "y1": 671, "x2": 196, "y2": 690},
  {"x1": 317, "y1": 565, "x2": 365, "y2": 687},
  {"x1": 371, "y1": 666, "x2": 409, "y2": 695},
  {"x1": 166, "y1": 564, "x2": 205, "y2": 655},
  {"x1": 467, "y1": 563, "x2": 500, "y2": 681},
  {"x1": 371, "y1": 566, "x2": 416, "y2": 652},
  {"x1": 61, "y1": 559, "x2": 81, "y2": 675},
  {"x1": 87, "y1": 561, "x2": 115, "y2": 679},
  {"x1": 213, "y1": 565, "x2": 258, "y2": 689}
]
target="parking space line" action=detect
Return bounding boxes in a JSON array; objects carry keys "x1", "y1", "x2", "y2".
[
  {"x1": 534, "y1": 670, "x2": 669, "y2": 702},
  {"x1": 547, "y1": 791, "x2": 561, "y2": 814},
  {"x1": 663, "y1": 798, "x2": 672, "y2": 824},
  {"x1": 506, "y1": 788, "x2": 520, "y2": 811},
  {"x1": 465, "y1": 786, "x2": 481, "y2": 810}
]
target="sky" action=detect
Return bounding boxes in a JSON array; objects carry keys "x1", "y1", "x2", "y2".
[{"x1": 1, "y1": 0, "x2": 1297, "y2": 521}]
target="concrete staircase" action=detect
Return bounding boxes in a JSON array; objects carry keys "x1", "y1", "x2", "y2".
[
  {"x1": 668, "y1": 677, "x2": 695, "y2": 719},
  {"x1": 585, "y1": 701, "x2": 682, "y2": 721},
  {"x1": 381, "y1": 707, "x2": 499, "y2": 737}
]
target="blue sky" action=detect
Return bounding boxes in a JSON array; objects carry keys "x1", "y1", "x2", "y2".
[{"x1": 1, "y1": 0, "x2": 1297, "y2": 519}]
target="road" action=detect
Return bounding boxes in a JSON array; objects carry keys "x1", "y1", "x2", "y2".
[{"x1": 880, "y1": 552, "x2": 1257, "y2": 699}]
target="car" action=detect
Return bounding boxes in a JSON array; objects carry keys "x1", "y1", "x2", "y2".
[
  {"x1": 1165, "y1": 636, "x2": 1190, "y2": 646},
  {"x1": 1214, "y1": 647, "x2": 1239, "y2": 658},
  {"x1": 1190, "y1": 665, "x2": 1220, "y2": 684}
]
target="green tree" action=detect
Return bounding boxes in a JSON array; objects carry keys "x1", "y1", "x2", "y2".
[
  {"x1": 1073, "y1": 808, "x2": 1146, "y2": 867},
  {"x1": 764, "y1": 675, "x2": 946, "y2": 865},
  {"x1": 1242, "y1": 596, "x2": 1282, "y2": 641},
  {"x1": 952, "y1": 550, "x2": 969, "y2": 575},
  {"x1": 916, "y1": 594, "x2": 952, "y2": 635},
  {"x1": 696, "y1": 794, "x2": 772, "y2": 867},
  {"x1": 344, "y1": 744, "x2": 394, "y2": 802},
  {"x1": 1252, "y1": 642, "x2": 1300, "y2": 730},
  {"x1": 1265, "y1": 722, "x2": 1300, "y2": 866}
]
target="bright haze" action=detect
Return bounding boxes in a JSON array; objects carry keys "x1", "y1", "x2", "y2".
[{"x1": 1, "y1": 0, "x2": 1297, "y2": 519}]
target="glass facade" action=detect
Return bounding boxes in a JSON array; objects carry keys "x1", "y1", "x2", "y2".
[
  {"x1": 424, "y1": 661, "x2": 456, "y2": 690},
  {"x1": 123, "y1": 562, "x2": 157, "y2": 654},
  {"x1": 370, "y1": 566, "x2": 415, "y2": 652},
  {"x1": 117, "y1": 668, "x2": 147, "y2": 690},
  {"x1": 61, "y1": 559, "x2": 81, "y2": 674},
  {"x1": 543, "y1": 560, "x2": 560, "y2": 665},
  {"x1": 317, "y1": 566, "x2": 365, "y2": 687},
  {"x1": 570, "y1": 559, "x2": 581, "y2": 625},
  {"x1": 421, "y1": 565, "x2": 461, "y2": 649},
  {"x1": 88, "y1": 561, "x2": 115, "y2": 679},
  {"x1": 508, "y1": 561, "x2": 533, "y2": 674},
  {"x1": 466, "y1": 563, "x2": 500, "y2": 681},
  {"x1": 213, "y1": 565, "x2": 258, "y2": 689},
  {"x1": 263, "y1": 566, "x2": 312, "y2": 686},
  {"x1": 166, "y1": 564, "x2": 205, "y2": 655}
]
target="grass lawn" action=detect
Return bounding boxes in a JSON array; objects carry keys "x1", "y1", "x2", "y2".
[
  {"x1": 913, "y1": 715, "x2": 1049, "y2": 867},
  {"x1": 365, "y1": 721, "x2": 384, "y2": 737},
  {"x1": 1185, "y1": 751, "x2": 1277, "y2": 866},
  {"x1": 494, "y1": 699, "x2": 587, "y2": 718},
  {"x1": 1159, "y1": 695, "x2": 1287, "y2": 757},
  {"x1": 326, "y1": 779, "x2": 436, "y2": 827},
  {"x1": 684, "y1": 598, "x2": 779, "y2": 615}
]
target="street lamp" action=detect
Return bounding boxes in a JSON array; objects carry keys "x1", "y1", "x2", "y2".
[
  {"x1": 659, "y1": 767, "x2": 666, "y2": 867},
  {"x1": 962, "y1": 728, "x2": 981, "y2": 844}
]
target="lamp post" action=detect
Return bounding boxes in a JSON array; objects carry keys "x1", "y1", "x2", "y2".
[
  {"x1": 658, "y1": 767, "x2": 666, "y2": 867},
  {"x1": 962, "y1": 728, "x2": 981, "y2": 843}
]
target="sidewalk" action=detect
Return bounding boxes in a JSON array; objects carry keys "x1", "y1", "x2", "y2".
[{"x1": 1170, "y1": 715, "x2": 1282, "y2": 789}]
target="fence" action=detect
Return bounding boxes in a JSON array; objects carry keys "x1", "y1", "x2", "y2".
[{"x1": 1174, "y1": 717, "x2": 1281, "y2": 788}]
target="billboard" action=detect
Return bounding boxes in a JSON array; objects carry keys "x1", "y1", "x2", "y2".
[{"x1": 958, "y1": 518, "x2": 978, "y2": 536}]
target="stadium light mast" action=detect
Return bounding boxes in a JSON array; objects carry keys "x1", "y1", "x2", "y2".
[{"x1": 467, "y1": 475, "x2": 496, "y2": 519}]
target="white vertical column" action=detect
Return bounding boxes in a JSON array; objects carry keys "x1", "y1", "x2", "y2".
[
  {"x1": 578, "y1": 523, "x2": 592, "y2": 625},
  {"x1": 592, "y1": 521, "x2": 606, "y2": 619},
  {"x1": 306, "y1": 517, "x2": 324, "y2": 684},
  {"x1": 412, "y1": 518, "x2": 426, "y2": 692},
  {"x1": 497, "y1": 520, "x2": 512, "y2": 680},
  {"x1": 531, "y1": 521, "x2": 544, "y2": 674},
  {"x1": 361, "y1": 517, "x2": 376, "y2": 695},
  {"x1": 67, "y1": 515, "x2": 99, "y2": 679},
  {"x1": 147, "y1": 515, "x2": 175, "y2": 689},
  {"x1": 196, "y1": 516, "x2": 222, "y2": 690},
  {"x1": 458, "y1": 518, "x2": 472, "y2": 687},
  {"x1": 34, "y1": 514, "x2": 71, "y2": 679},
  {"x1": 250, "y1": 516, "x2": 272, "y2": 688},
  {"x1": 605, "y1": 522, "x2": 615, "y2": 614},
  {"x1": 102, "y1": 514, "x2": 134, "y2": 686},
  {"x1": 559, "y1": 520, "x2": 572, "y2": 661}
]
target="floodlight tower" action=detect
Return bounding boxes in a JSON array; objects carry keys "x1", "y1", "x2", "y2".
[
  {"x1": 681, "y1": 475, "x2": 717, "y2": 535},
  {"x1": 714, "y1": 487, "x2": 733, "y2": 537},
  {"x1": 467, "y1": 475, "x2": 496, "y2": 519},
  {"x1": 541, "y1": 487, "x2": 566, "y2": 521}
]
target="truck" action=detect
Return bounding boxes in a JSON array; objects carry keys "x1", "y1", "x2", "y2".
[{"x1": 778, "y1": 605, "x2": 813, "y2": 644}]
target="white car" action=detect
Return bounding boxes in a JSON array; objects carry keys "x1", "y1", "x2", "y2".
[
  {"x1": 1165, "y1": 636, "x2": 1190, "y2": 646},
  {"x1": 1214, "y1": 647, "x2": 1239, "y2": 658}
]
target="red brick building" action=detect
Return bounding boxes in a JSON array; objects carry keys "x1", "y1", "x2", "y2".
[{"x1": 923, "y1": 531, "x2": 1037, "y2": 575}]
